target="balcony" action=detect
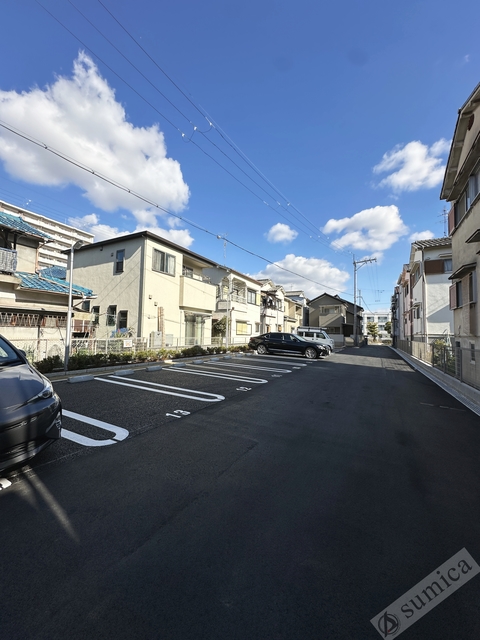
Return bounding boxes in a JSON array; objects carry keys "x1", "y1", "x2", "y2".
[
  {"x1": 180, "y1": 275, "x2": 216, "y2": 311},
  {"x1": 0, "y1": 247, "x2": 17, "y2": 274}
]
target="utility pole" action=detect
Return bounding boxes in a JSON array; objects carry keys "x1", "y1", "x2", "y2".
[{"x1": 353, "y1": 256, "x2": 377, "y2": 346}]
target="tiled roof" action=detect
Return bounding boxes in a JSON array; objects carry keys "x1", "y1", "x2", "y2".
[
  {"x1": 0, "y1": 211, "x2": 51, "y2": 239},
  {"x1": 39, "y1": 266, "x2": 67, "y2": 280},
  {"x1": 16, "y1": 272, "x2": 93, "y2": 297}
]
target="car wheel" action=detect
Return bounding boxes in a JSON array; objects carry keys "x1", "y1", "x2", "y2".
[
  {"x1": 257, "y1": 344, "x2": 268, "y2": 355},
  {"x1": 305, "y1": 347, "x2": 318, "y2": 359}
]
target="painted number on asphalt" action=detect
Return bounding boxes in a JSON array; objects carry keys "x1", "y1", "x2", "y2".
[{"x1": 166, "y1": 409, "x2": 191, "y2": 418}]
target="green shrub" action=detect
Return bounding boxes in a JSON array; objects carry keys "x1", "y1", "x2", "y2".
[{"x1": 34, "y1": 354, "x2": 63, "y2": 373}]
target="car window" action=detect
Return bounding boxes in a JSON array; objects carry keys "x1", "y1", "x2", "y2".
[{"x1": 0, "y1": 337, "x2": 23, "y2": 365}]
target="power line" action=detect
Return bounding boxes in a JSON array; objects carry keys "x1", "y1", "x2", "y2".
[
  {"x1": 0, "y1": 119, "x2": 351, "y2": 295},
  {"x1": 37, "y1": 0, "x2": 348, "y2": 256}
]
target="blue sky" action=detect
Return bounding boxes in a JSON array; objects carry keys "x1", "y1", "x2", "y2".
[{"x1": 0, "y1": 0, "x2": 479, "y2": 312}]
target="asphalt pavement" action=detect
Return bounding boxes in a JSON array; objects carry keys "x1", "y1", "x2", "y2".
[{"x1": 1, "y1": 346, "x2": 480, "y2": 639}]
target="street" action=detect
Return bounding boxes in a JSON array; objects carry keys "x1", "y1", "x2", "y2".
[{"x1": 1, "y1": 346, "x2": 480, "y2": 639}]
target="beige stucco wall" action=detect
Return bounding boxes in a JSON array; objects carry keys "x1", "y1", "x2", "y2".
[
  {"x1": 72, "y1": 237, "x2": 144, "y2": 339},
  {"x1": 72, "y1": 235, "x2": 219, "y2": 345}
]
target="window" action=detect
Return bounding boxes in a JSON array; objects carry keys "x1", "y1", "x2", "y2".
[
  {"x1": 106, "y1": 305, "x2": 117, "y2": 326},
  {"x1": 236, "y1": 321, "x2": 251, "y2": 335},
  {"x1": 444, "y1": 259, "x2": 452, "y2": 273},
  {"x1": 457, "y1": 281, "x2": 463, "y2": 307},
  {"x1": 115, "y1": 249, "x2": 125, "y2": 274},
  {"x1": 247, "y1": 289, "x2": 257, "y2": 304},
  {"x1": 469, "y1": 271, "x2": 477, "y2": 304},
  {"x1": 117, "y1": 310, "x2": 128, "y2": 330},
  {"x1": 466, "y1": 173, "x2": 479, "y2": 210},
  {"x1": 255, "y1": 323, "x2": 260, "y2": 333},
  {"x1": 152, "y1": 249, "x2": 175, "y2": 275},
  {"x1": 92, "y1": 306, "x2": 100, "y2": 325},
  {"x1": 455, "y1": 192, "x2": 467, "y2": 227},
  {"x1": 81, "y1": 300, "x2": 91, "y2": 312},
  {"x1": 471, "y1": 343, "x2": 476, "y2": 364}
]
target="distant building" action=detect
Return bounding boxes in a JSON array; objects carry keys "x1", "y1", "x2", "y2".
[{"x1": 362, "y1": 311, "x2": 391, "y2": 340}]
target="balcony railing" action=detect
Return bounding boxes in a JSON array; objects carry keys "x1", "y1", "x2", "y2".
[{"x1": 0, "y1": 247, "x2": 17, "y2": 274}]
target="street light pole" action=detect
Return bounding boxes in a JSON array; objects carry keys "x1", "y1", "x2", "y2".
[{"x1": 64, "y1": 241, "x2": 84, "y2": 372}]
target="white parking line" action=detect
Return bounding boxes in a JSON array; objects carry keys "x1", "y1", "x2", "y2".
[
  {"x1": 168, "y1": 367, "x2": 268, "y2": 384},
  {"x1": 247, "y1": 356, "x2": 308, "y2": 366},
  {"x1": 62, "y1": 410, "x2": 129, "y2": 447},
  {"x1": 98, "y1": 376, "x2": 225, "y2": 402},
  {"x1": 198, "y1": 362, "x2": 292, "y2": 373}
]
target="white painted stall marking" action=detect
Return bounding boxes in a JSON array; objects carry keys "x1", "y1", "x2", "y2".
[
  {"x1": 167, "y1": 368, "x2": 268, "y2": 384},
  {"x1": 98, "y1": 376, "x2": 225, "y2": 402},
  {"x1": 195, "y1": 363, "x2": 292, "y2": 373},
  {"x1": 62, "y1": 410, "x2": 129, "y2": 447}
]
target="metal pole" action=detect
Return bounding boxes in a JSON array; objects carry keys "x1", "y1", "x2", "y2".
[
  {"x1": 225, "y1": 275, "x2": 230, "y2": 350},
  {"x1": 353, "y1": 256, "x2": 358, "y2": 347},
  {"x1": 64, "y1": 247, "x2": 74, "y2": 372}
]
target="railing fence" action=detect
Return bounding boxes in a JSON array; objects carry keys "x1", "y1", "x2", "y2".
[{"x1": 396, "y1": 339, "x2": 480, "y2": 391}]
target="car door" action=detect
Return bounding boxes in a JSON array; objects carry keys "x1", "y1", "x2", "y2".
[
  {"x1": 265, "y1": 332, "x2": 284, "y2": 352},
  {"x1": 283, "y1": 333, "x2": 304, "y2": 355}
]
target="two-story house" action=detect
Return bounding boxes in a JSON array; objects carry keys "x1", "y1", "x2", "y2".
[
  {"x1": 203, "y1": 266, "x2": 262, "y2": 346},
  {"x1": 71, "y1": 231, "x2": 219, "y2": 347},
  {"x1": 407, "y1": 237, "x2": 453, "y2": 343},
  {"x1": 308, "y1": 292, "x2": 363, "y2": 346},
  {"x1": 441, "y1": 82, "x2": 480, "y2": 355}
]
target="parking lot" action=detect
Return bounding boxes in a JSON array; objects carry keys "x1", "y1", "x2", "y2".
[{"x1": 2, "y1": 352, "x2": 322, "y2": 480}]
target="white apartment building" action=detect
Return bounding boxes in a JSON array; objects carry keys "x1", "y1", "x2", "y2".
[
  {"x1": 0, "y1": 199, "x2": 94, "y2": 269},
  {"x1": 362, "y1": 311, "x2": 391, "y2": 339}
]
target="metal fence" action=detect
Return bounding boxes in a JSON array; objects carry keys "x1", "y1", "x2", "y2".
[
  {"x1": 396, "y1": 339, "x2": 480, "y2": 391},
  {"x1": 11, "y1": 335, "x2": 250, "y2": 363}
]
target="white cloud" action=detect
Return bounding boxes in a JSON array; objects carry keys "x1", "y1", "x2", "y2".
[
  {"x1": 265, "y1": 223, "x2": 298, "y2": 244},
  {"x1": 68, "y1": 214, "x2": 127, "y2": 242},
  {"x1": 373, "y1": 139, "x2": 450, "y2": 192},
  {"x1": 409, "y1": 230, "x2": 435, "y2": 242},
  {"x1": 250, "y1": 253, "x2": 350, "y2": 299},
  {"x1": 68, "y1": 213, "x2": 194, "y2": 247},
  {"x1": 0, "y1": 51, "x2": 190, "y2": 232},
  {"x1": 322, "y1": 205, "x2": 408, "y2": 256}
]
